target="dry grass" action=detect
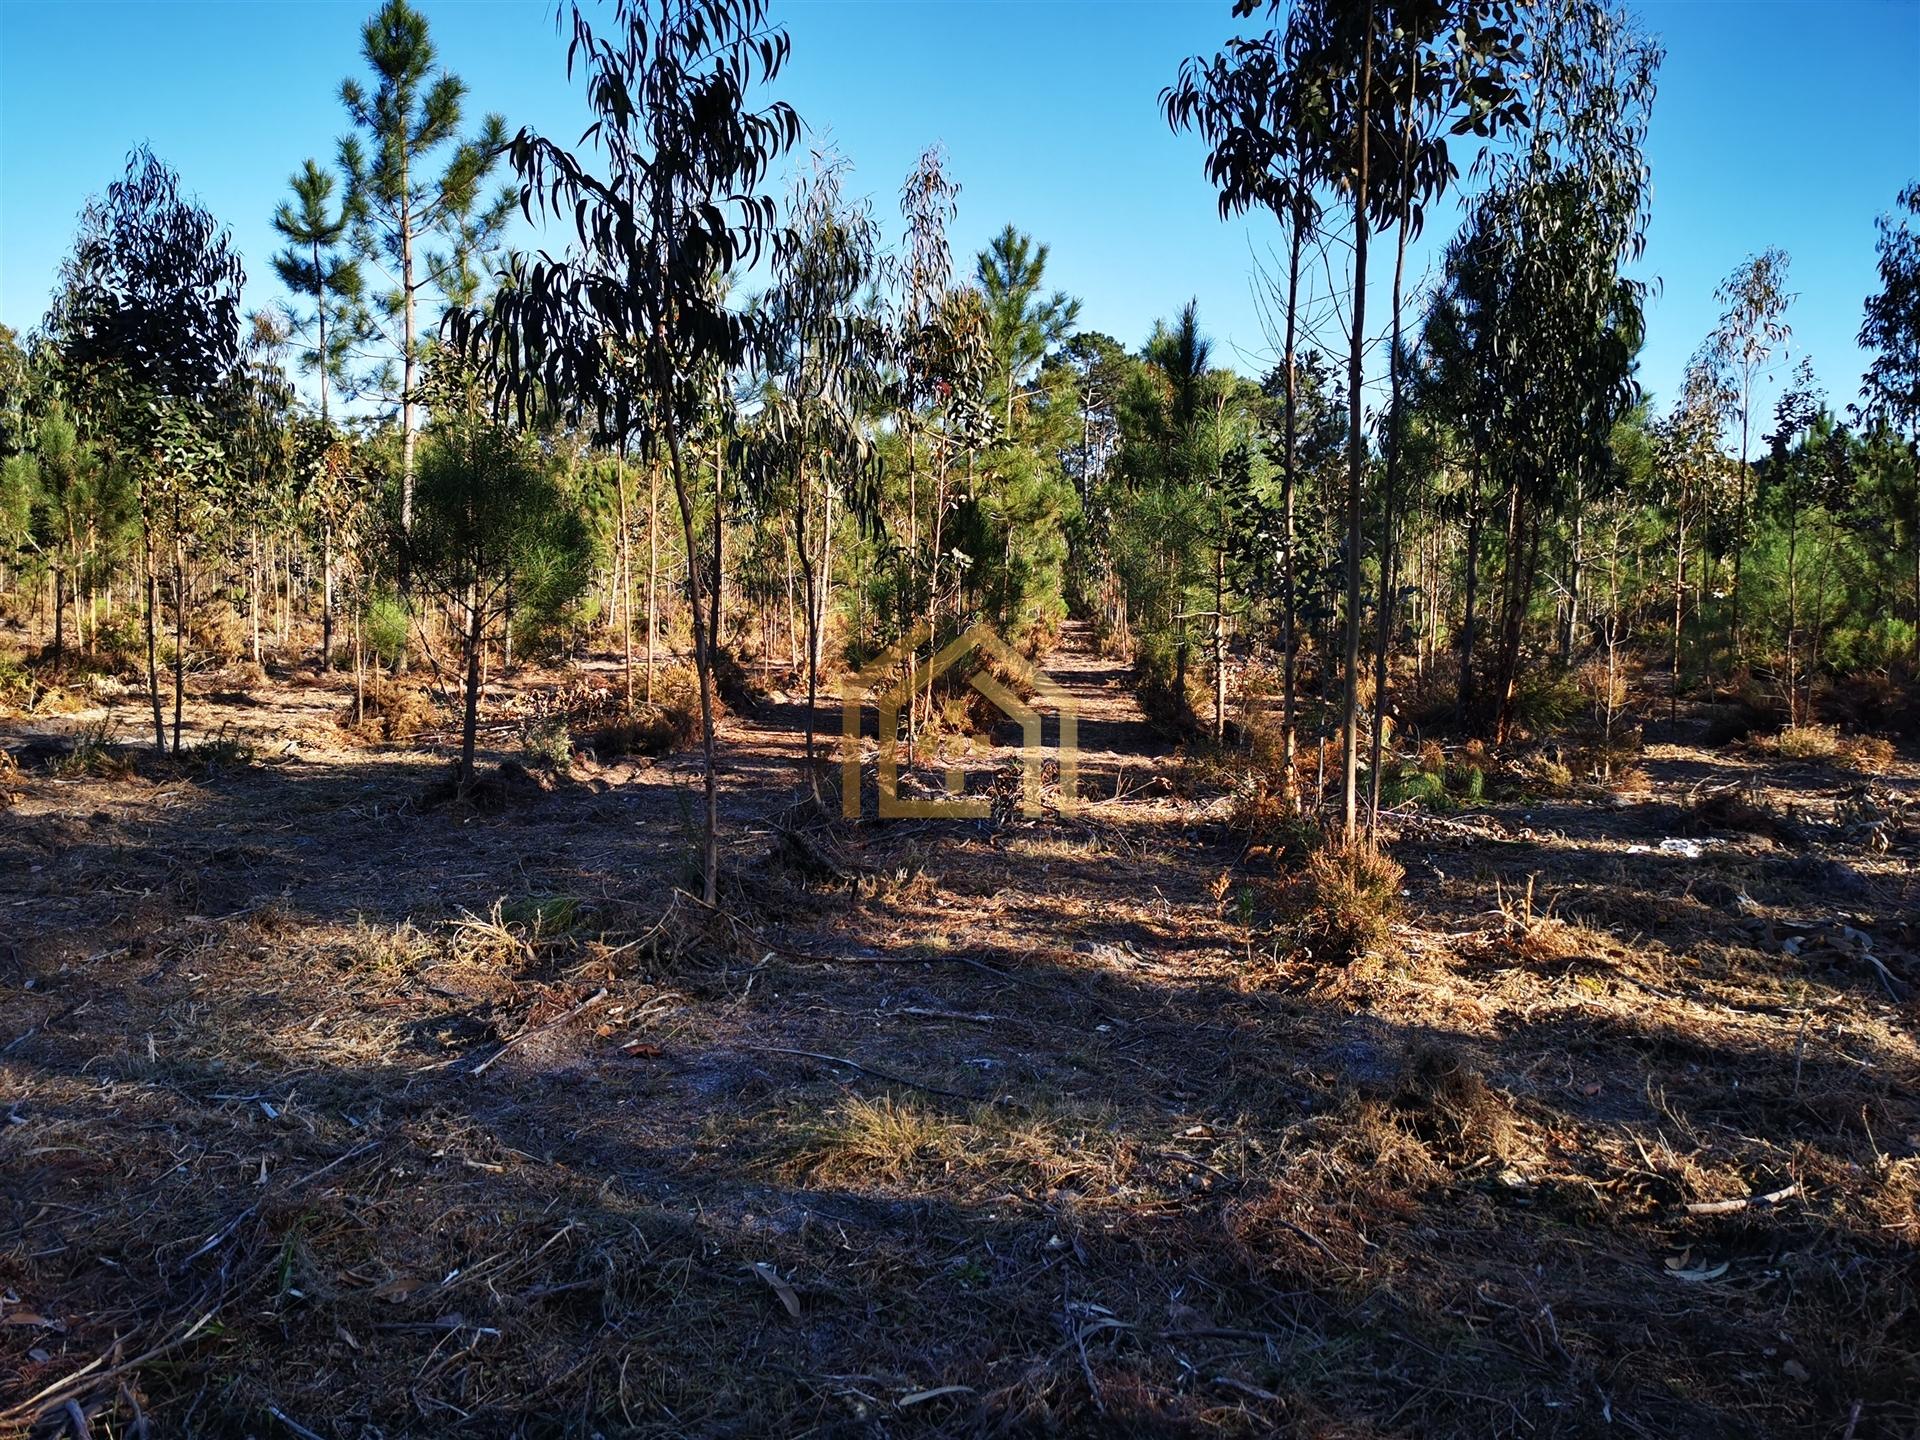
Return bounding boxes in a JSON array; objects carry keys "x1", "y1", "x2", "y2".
[
  {"x1": 1768, "y1": 722, "x2": 1843, "y2": 760},
  {"x1": 1839, "y1": 732, "x2": 1896, "y2": 771},
  {"x1": 342, "y1": 676, "x2": 439, "y2": 743},
  {"x1": 2, "y1": 627, "x2": 1917, "y2": 1438}
]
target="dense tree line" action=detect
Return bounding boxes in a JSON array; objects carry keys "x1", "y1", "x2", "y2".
[{"x1": 3, "y1": 0, "x2": 1916, "y2": 889}]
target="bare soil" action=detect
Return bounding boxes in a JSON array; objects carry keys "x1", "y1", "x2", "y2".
[{"x1": 1, "y1": 626, "x2": 1915, "y2": 1438}]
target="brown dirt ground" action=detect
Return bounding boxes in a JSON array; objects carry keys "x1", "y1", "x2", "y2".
[{"x1": 1, "y1": 624, "x2": 1916, "y2": 1438}]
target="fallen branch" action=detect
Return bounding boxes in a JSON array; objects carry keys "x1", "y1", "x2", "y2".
[
  {"x1": 1684, "y1": 1183, "x2": 1801, "y2": 1216},
  {"x1": 470, "y1": 988, "x2": 609, "y2": 1076}
]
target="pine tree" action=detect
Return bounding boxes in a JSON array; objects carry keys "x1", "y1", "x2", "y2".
[{"x1": 339, "y1": 0, "x2": 515, "y2": 538}]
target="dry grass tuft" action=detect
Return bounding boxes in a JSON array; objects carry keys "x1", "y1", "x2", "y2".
[
  {"x1": 1392, "y1": 1043, "x2": 1518, "y2": 1163},
  {"x1": 797, "y1": 1094, "x2": 957, "y2": 1181},
  {"x1": 1767, "y1": 723, "x2": 1842, "y2": 761},
  {"x1": 1838, "y1": 732, "x2": 1896, "y2": 771}
]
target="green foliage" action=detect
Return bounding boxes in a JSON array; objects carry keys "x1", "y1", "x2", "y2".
[
  {"x1": 409, "y1": 417, "x2": 590, "y2": 620},
  {"x1": 364, "y1": 592, "x2": 410, "y2": 668},
  {"x1": 518, "y1": 717, "x2": 573, "y2": 773},
  {"x1": 0, "y1": 649, "x2": 32, "y2": 708}
]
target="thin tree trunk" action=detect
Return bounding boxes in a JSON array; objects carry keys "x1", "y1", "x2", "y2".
[
  {"x1": 1731, "y1": 404, "x2": 1749, "y2": 663},
  {"x1": 1562, "y1": 487, "x2": 1584, "y2": 665},
  {"x1": 1367, "y1": 81, "x2": 1414, "y2": 829},
  {"x1": 171, "y1": 499, "x2": 186, "y2": 755},
  {"x1": 321, "y1": 520, "x2": 334, "y2": 673},
  {"x1": 711, "y1": 431, "x2": 726, "y2": 660},
  {"x1": 51, "y1": 563, "x2": 65, "y2": 663},
  {"x1": 1340, "y1": 6, "x2": 1374, "y2": 840},
  {"x1": 250, "y1": 524, "x2": 262, "y2": 667},
  {"x1": 657, "y1": 380, "x2": 720, "y2": 906},
  {"x1": 1213, "y1": 518, "x2": 1227, "y2": 743},
  {"x1": 617, "y1": 440, "x2": 634, "y2": 709},
  {"x1": 1280, "y1": 209, "x2": 1304, "y2": 804},
  {"x1": 458, "y1": 588, "x2": 483, "y2": 797},
  {"x1": 646, "y1": 454, "x2": 660, "y2": 703},
  {"x1": 1671, "y1": 516, "x2": 1688, "y2": 724},
  {"x1": 1458, "y1": 470, "x2": 1481, "y2": 723},
  {"x1": 143, "y1": 512, "x2": 164, "y2": 753},
  {"x1": 1786, "y1": 500, "x2": 1799, "y2": 726},
  {"x1": 399, "y1": 166, "x2": 417, "y2": 543}
]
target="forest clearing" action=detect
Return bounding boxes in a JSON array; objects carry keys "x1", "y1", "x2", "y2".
[{"x1": 1, "y1": 0, "x2": 1917, "y2": 1434}]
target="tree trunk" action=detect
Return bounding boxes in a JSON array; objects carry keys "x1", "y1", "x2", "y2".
[
  {"x1": 1671, "y1": 516, "x2": 1688, "y2": 725},
  {"x1": 1561, "y1": 487, "x2": 1584, "y2": 666},
  {"x1": 250, "y1": 524, "x2": 262, "y2": 667},
  {"x1": 617, "y1": 440, "x2": 634, "y2": 709},
  {"x1": 793, "y1": 458, "x2": 819, "y2": 775},
  {"x1": 646, "y1": 454, "x2": 660, "y2": 703},
  {"x1": 51, "y1": 563, "x2": 65, "y2": 663},
  {"x1": 657, "y1": 382, "x2": 720, "y2": 906},
  {"x1": 1212, "y1": 526, "x2": 1227, "y2": 743},
  {"x1": 711, "y1": 431, "x2": 726, "y2": 659},
  {"x1": 1730, "y1": 404, "x2": 1750, "y2": 663},
  {"x1": 1458, "y1": 471, "x2": 1481, "y2": 723},
  {"x1": 1367, "y1": 87, "x2": 1414, "y2": 830},
  {"x1": 399, "y1": 163, "x2": 417, "y2": 543},
  {"x1": 171, "y1": 500, "x2": 186, "y2": 755},
  {"x1": 458, "y1": 588, "x2": 483, "y2": 797},
  {"x1": 321, "y1": 520, "x2": 334, "y2": 674},
  {"x1": 1340, "y1": 7, "x2": 1374, "y2": 840},
  {"x1": 143, "y1": 512, "x2": 164, "y2": 753},
  {"x1": 1280, "y1": 207, "x2": 1304, "y2": 805},
  {"x1": 1786, "y1": 500, "x2": 1799, "y2": 726}
]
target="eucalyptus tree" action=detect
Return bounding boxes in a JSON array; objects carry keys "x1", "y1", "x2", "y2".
[
  {"x1": 0, "y1": 325, "x2": 30, "y2": 461},
  {"x1": 231, "y1": 314, "x2": 299, "y2": 666},
  {"x1": 756, "y1": 154, "x2": 888, "y2": 777},
  {"x1": 1699, "y1": 249, "x2": 1793, "y2": 661},
  {"x1": 1458, "y1": 0, "x2": 1659, "y2": 739},
  {"x1": 1169, "y1": 0, "x2": 1524, "y2": 834},
  {"x1": 1165, "y1": 16, "x2": 1324, "y2": 795},
  {"x1": 894, "y1": 144, "x2": 972, "y2": 738},
  {"x1": 1654, "y1": 366, "x2": 1730, "y2": 720},
  {"x1": 1764, "y1": 358, "x2": 1822, "y2": 721},
  {"x1": 6, "y1": 403, "x2": 110, "y2": 661},
  {"x1": 1859, "y1": 182, "x2": 1920, "y2": 667},
  {"x1": 339, "y1": 0, "x2": 516, "y2": 536},
  {"x1": 45, "y1": 146, "x2": 245, "y2": 751},
  {"x1": 453, "y1": 0, "x2": 797, "y2": 903},
  {"x1": 271, "y1": 159, "x2": 362, "y2": 426}
]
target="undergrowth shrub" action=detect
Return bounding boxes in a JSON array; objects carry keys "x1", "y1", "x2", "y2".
[
  {"x1": 345, "y1": 678, "x2": 438, "y2": 743},
  {"x1": 184, "y1": 725, "x2": 255, "y2": 771},
  {"x1": 520, "y1": 715, "x2": 574, "y2": 771},
  {"x1": 1768, "y1": 724, "x2": 1841, "y2": 761},
  {"x1": 1279, "y1": 838, "x2": 1404, "y2": 964},
  {"x1": 189, "y1": 600, "x2": 249, "y2": 664},
  {"x1": 1512, "y1": 665, "x2": 1583, "y2": 733},
  {"x1": 0, "y1": 649, "x2": 32, "y2": 709},
  {"x1": 55, "y1": 714, "x2": 133, "y2": 780}
]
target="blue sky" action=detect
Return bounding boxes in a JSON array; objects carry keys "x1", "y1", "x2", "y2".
[{"x1": 3, "y1": 0, "x2": 1917, "y2": 432}]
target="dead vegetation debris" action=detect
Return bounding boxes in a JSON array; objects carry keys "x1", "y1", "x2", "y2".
[{"x1": 1, "y1": 631, "x2": 1916, "y2": 1437}]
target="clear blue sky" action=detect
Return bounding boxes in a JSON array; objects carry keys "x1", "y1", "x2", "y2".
[{"x1": 3, "y1": 0, "x2": 1917, "y2": 431}]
